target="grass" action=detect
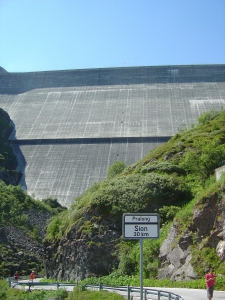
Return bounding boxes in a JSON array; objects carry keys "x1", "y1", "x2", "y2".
[
  {"x1": 5, "y1": 275, "x2": 224, "y2": 300},
  {"x1": 0, "y1": 279, "x2": 67, "y2": 300},
  {"x1": 0, "y1": 279, "x2": 125, "y2": 300},
  {"x1": 81, "y1": 275, "x2": 225, "y2": 291},
  {"x1": 67, "y1": 288, "x2": 125, "y2": 300}
]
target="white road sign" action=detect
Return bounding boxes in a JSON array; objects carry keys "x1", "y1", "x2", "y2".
[{"x1": 122, "y1": 213, "x2": 160, "y2": 239}]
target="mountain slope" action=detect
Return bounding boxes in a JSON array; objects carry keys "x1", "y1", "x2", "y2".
[
  {"x1": 0, "y1": 108, "x2": 22, "y2": 185},
  {"x1": 44, "y1": 109, "x2": 225, "y2": 281},
  {"x1": 0, "y1": 109, "x2": 66, "y2": 277}
]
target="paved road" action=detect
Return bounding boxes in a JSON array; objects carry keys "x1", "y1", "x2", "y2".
[
  {"x1": 12, "y1": 280, "x2": 225, "y2": 300},
  {"x1": 115, "y1": 287, "x2": 225, "y2": 300},
  {"x1": 146, "y1": 287, "x2": 225, "y2": 300}
]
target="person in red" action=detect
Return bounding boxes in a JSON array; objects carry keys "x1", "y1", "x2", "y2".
[
  {"x1": 30, "y1": 270, "x2": 35, "y2": 282},
  {"x1": 14, "y1": 271, "x2": 20, "y2": 281},
  {"x1": 205, "y1": 268, "x2": 216, "y2": 300}
]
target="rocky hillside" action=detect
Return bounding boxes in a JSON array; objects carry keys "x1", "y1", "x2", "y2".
[
  {"x1": 44, "y1": 207, "x2": 121, "y2": 280},
  {"x1": 1, "y1": 108, "x2": 225, "y2": 281},
  {"x1": 159, "y1": 184, "x2": 225, "y2": 281},
  {"x1": 44, "y1": 109, "x2": 225, "y2": 282},
  {"x1": 0, "y1": 108, "x2": 22, "y2": 185},
  {"x1": 0, "y1": 208, "x2": 52, "y2": 277},
  {"x1": 0, "y1": 109, "x2": 67, "y2": 277},
  {"x1": 0, "y1": 178, "x2": 60, "y2": 277}
]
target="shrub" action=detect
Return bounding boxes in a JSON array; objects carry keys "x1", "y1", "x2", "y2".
[{"x1": 107, "y1": 161, "x2": 126, "y2": 179}]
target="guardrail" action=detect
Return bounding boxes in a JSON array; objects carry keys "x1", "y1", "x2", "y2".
[
  {"x1": 8, "y1": 278, "x2": 184, "y2": 300},
  {"x1": 8, "y1": 279, "x2": 75, "y2": 292},
  {"x1": 87, "y1": 284, "x2": 184, "y2": 300}
]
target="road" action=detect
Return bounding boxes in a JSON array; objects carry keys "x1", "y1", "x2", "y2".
[
  {"x1": 145, "y1": 287, "x2": 225, "y2": 300},
  {"x1": 116, "y1": 287, "x2": 225, "y2": 300}
]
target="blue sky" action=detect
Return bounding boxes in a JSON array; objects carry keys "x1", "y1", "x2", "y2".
[{"x1": 0, "y1": 0, "x2": 225, "y2": 72}]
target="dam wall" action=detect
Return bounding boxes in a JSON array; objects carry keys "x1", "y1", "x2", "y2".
[
  {"x1": 0, "y1": 65, "x2": 225, "y2": 206},
  {"x1": 1, "y1": 64, "x2": 225, "y2": 94}
]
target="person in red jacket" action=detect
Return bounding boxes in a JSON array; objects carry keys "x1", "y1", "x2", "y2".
[
  {"x1": 205, "y1": 268, "x2": 216, "y2": 300},
  {"x1": 30, "y1": 270, "x2": 35, "y2": 282}
]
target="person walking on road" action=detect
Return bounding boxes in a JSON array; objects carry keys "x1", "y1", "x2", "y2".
[
  {"x1": 14, "y1": 271, "x2": 20, "y2": 281},
  {"x1": 205, "y1": 268, "x2": 216, "y2": 300},
  {"x1": 30, "y1": 270, "x2": 35, "y2": 282}
]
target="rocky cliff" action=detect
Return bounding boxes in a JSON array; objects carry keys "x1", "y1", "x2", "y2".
[
  {"x1": 158, "y1": 185, "x2": 225, "y2": 281},
  {"x1": 43, "y1": 107, "x2": 225, "y2": 282},
  {"x1": 0, "y1": 108, "x2": 22, "y2": 185},
  {"x1": 44, "y1": 208, "x2": 121, "y2": 281},
  {"x1": 44, "y1": 184, "x2": 225, "y2": 282},
  {"x1": 0, "y1": 209, "x2": 52, "y2": 277},
  {"x1": 0, "y1": 109, "x2": 54, "y2": 277}
]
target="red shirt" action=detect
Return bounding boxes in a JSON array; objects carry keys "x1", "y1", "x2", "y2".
[{"x1": 205, "y1": 273, "x2": 216, "y2": 287}]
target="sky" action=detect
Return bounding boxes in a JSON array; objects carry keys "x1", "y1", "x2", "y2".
[{"x1": 0, "y1": 0, "x2": 225, "y2": 73}]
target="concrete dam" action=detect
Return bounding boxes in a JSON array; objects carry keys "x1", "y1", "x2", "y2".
[{"x1": 0, "y1": 64, "x2": 225, "y2": 207}]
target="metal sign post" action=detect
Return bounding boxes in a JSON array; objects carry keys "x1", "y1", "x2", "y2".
[
  {"x1": 122, "y1": 213, "x2": 160, "y2": 300},
  {"x1": 140, "y1": 238, "x2": 143, "y2": 300}
]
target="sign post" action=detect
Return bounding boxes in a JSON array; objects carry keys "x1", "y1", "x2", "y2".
[
  {"x1": 140, "y1": 238, "x2": 143, "y2": 300},
  {"x1": 122, "y1": 213, "x2": 160, "y2": 300}
]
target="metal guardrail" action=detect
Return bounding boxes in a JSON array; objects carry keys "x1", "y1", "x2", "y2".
[
  {"x1": 8, "y1": 278, "x2": 184, "y2": 300},
  {"x1": 86, "y1": 284, "x2": 184, "y2": 300},
  {"x1": 8, "y1": 279, "x2": 75, "y2": 292}
]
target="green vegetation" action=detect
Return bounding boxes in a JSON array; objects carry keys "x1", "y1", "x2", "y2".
[
  {"x1": 0, "y1": 279, "x2": 126, "y2": 300},
  {"x1": 0, "y1": 279, "x2": 68, "y2": 300},
  {"x1": 68, "y1": 287, "x2": 125, "y2": 300},
  {"x1": 0, "y1": 182, "x2": 64, "y2": 233},
  {"x1": 0, "y1": 179, "x2": 66, "y2": 277},
  {"x1": 40, "y1": 273, "x2": 225, "y2": 291},
  {"x1": 107, "y1": 160, "x2": 126, "y2": 179},
  {"x1": 44, "y1": 109, "x2": 225, "y2": 280},
  {"x1": 81, "y1": 274, "x2": 225, "y2": 290},
  {"x1": 1, "y1": 108, "x2": 225, "y2": 286}
]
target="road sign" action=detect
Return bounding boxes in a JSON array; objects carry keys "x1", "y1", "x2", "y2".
[
  {"x1": 122, "y1": 213, "x2": 160, "y2": 300},
  {"x1": 122, "y1": 213, "x2": 160, "y2": 239}
]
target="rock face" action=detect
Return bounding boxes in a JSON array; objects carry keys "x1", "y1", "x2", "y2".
[
  {"x1": 158, "y1": 222, "x2": 196, "y2": 281},
  {"x1": 0, "y1": 224, "x2": 43, "y2": 275},
  {"x1": 44, "y1": 209, "x2": 121, "y2": 281},
  {"x1": 44, "y1": 188, "x2": 225, "y2": 282},
  {"x1": 0, "y1": 109, "x2": 55, "y2": 277},
  {"x1": 0, "y1": 209, "x2": 52, "y2": 277},
  {"x1": 0, "y1": 66, "x2": 7, "y2": 73},
  {"x1": 0, "y1": 108, "x2": 22, "y2": 185},
  {"x1": 0, "y1": 169, "x2": 22, "y2": 185},
  {"x1": 158, "y1": 188, "x2": 225, "y2": 280}
]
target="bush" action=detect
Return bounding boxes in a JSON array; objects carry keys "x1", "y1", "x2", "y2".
[
  {"x1": 197, "y1": 110, "x2": 219, "y2": 125},
  {"x1": 67, "y1": 287, "x2": 125, "y2": 299},
  {"x1": 107, "y1": 161, "x2": 126, "y2": 179}
]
